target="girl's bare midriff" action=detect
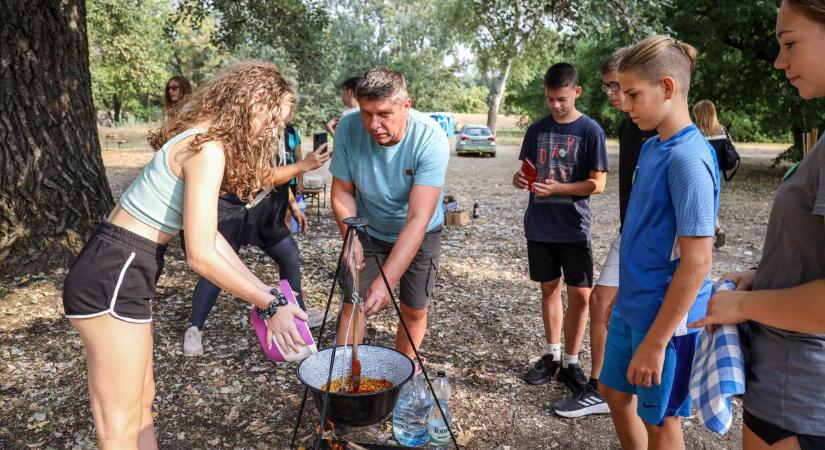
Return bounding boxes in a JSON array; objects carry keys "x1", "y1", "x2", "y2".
[{"x1": 107, "y1": 205, "x2": 176, "y2": 245}]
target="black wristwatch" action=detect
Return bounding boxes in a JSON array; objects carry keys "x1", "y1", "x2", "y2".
[{"x1": 256, "y1": 288, "x2": 289, "y2": 321}]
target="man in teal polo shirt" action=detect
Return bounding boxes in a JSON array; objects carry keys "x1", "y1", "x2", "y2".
[{"x1": 330, "y1": 67, "x2": 449, "y2": 357}]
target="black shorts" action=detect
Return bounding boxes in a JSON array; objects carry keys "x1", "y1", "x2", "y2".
[
  {"x1": 526, "y1": 240, "x2": 593, "y2": 287},
  {"x1": 744, "y1": 409, "x2": 825, "y2": 450},
  {"x1": 180, "y1": 189, "x2": 291, "y2": 253},
  {"x1": 63, "y1": 221, "x2": 166, "y2": 323},
  {"x1": 339, "y1": 228, "x2": 441, "y2": 310}
]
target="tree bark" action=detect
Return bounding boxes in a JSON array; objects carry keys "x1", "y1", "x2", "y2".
[
  {"x1": 0, "y1": 0, "x2": 114, "y2": 280},
  {"x1": 486, "y1": 58, "x2": 513, "y2": 134}
]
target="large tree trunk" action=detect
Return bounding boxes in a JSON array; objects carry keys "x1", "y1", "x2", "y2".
[
  {"x1": 486, "y1": 58, "x2": 513, "y2": 134},
  {"x1": 0, "y1": 0, "x2": 114, "y2": 280}
]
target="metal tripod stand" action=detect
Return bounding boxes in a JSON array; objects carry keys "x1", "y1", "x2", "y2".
[{"x1": 290, "y1": 217, "x2": 459, "y2": 449}]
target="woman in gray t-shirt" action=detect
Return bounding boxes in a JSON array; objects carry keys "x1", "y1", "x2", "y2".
[{"x1": 689, "y1": 1, "x2": 825, "y2": 448}]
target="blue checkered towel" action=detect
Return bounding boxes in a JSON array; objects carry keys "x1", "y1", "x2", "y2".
[{"x1": 689, "y1": 279, "x2": 746, "y2": 434}]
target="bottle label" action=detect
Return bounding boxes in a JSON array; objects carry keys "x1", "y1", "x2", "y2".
[{"x1": 429, "y1": 422, "x2": 449, "y2": 442}]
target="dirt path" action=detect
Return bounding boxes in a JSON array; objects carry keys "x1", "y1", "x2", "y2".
[{"x1": 0, "y1": 139, "x2": 787, "y2": 449}]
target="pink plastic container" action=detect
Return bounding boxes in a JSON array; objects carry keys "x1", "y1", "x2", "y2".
[{"x1": 250, "y1": 279, "x2": 318, "y2": 363}]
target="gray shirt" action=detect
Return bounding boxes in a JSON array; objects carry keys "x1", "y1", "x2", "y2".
[{"x1": 744, "y1": 137, "x2": 825, "y2": 435}]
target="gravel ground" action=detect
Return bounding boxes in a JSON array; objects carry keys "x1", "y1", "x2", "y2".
[{"x1": 0, "y1": 137, "x2": 787, "y2": 449}]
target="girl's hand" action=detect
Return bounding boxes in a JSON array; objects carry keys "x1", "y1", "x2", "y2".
[
  {"x1": 722, "y1": 269, "x2": 756, "y2": 291},
  {"x1": 265, "y1": 302, "x2": 309, "y2": 354},
  {"x1": 302, "y1": 144, "x2": 331, "y2": 170},
  {"x1": 292, "y1": 209, "x2": 308, "y2": 234},
  {"x1": 688, "y1": 290, "x2": 748, "y2": 333}
]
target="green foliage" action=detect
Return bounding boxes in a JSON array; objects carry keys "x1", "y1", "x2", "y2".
[
  {"x1": 165, "y1": 15, "x2": 226, "y2": 85},
  {"x1": 666, "y1": 0, "x2": 825, "y2": 160},
  {"x1": 87, "y1": 0, "x2": 173, "y2": 123}
]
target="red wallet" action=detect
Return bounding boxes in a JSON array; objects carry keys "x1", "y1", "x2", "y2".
[{"x1": 521, "y1": 158, "x2": 537, "y2": 190}]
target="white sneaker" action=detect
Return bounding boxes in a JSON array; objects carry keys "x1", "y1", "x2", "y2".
[
  {"x1": 305, "y1": 308, "x2": 325, "y2": 329},
  {"x1": 183, "y1": 325, "x2": 203, "y2": 356}
]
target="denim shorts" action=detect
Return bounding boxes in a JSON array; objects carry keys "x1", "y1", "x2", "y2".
[{"x1": 600, "y1": 310, "x2": 698, "y2": 425}]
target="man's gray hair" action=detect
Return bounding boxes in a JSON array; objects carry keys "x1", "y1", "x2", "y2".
[{"x1": 355, "y1": 67, "x2": 408, "y2": 103}]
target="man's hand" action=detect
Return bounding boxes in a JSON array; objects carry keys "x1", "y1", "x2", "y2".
[
  {"x1": 364, "y1": 276, "x2": 392, "y2": 316},
  {"x1": 291, "y1": 209, "x2": 308, "y2": 235},
  {"x1": 343, "y1": 237, "x2": 365, "y2": 272},
  {"x1": 512, "y1": 170, "x2": 529, "y2": 189},
  {"x1": 627, "y1": 339, "x2": 666, "y2": 388},
  {"x1": 532, "y1": 179, "x2": 560, "y2": 197},
  {"x1": 688, "y1": 290, "x2": 747, "y2": 333},
  {"x1": 301, "y1": 144, "x2": 331, "y2": 171}
]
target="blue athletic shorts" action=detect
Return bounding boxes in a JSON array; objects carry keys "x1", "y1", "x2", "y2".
[{"x1": 600, "y1": 310, "x2": 699, "y2": 426}]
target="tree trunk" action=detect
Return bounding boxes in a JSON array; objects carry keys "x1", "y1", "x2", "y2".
[
  {"x1": 0, "y1": 0, "x2": 114, "y2": 280},
  {"x1": 486, "y1": 58, "x2": 513, "y2": 134},
  {"x1": 112, "y1": 93, "x2": 122, "y2": 123}
]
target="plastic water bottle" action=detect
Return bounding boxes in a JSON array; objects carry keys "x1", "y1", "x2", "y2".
[
  {"x1": 472, "y1": 201, "x2": 479, "y2": 219},
  {"x1": 393, "y1": 363, "x2": 433, "y2": 447},
  {"x1": 428, "y1": 371, "x2": 452, "y2": 449}
]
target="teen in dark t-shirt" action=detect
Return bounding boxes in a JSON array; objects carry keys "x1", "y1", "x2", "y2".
[
  {"x1": 519, "y1": 114, "x2": 609, "y2": 243},
  {"x1": 618, "y1": 117, "x2": 657, "y2": 227},
  {"x1": 513, "y1": 63, "x2": 608, "y2": 397}
]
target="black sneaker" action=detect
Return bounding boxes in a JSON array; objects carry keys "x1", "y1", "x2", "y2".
[
  {"x1": 524, "y1": 354, "x2": 560, "y2": 385},
  {"x1": 553, "y1": 384, "x2": 610, "y2": 418},
  {"x1": 557, "y1": 363, "x2": 588, "y2": 394}
]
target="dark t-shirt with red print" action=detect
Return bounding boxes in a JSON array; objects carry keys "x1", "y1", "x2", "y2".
[{"x1": 518, "y1": 114, "x2": 608, "y2": 243}]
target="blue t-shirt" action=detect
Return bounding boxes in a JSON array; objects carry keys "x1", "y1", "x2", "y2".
[
  {"x1": 617, "y1": 124, "x2": 720, "y2": 334},
  {"x1": 518, "y1": 114, "x2": 608, "y2": 243},
  {"x1": 329, "y1": 108, "x2": 449, "y2": 242}
]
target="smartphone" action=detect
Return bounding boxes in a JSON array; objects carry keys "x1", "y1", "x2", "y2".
[
  {"x1": 313, "y1": 132, "x2": 328, "y2": 153},
  {"x1": 521, "y1": 158, "x2": 537, "y2": 190}
]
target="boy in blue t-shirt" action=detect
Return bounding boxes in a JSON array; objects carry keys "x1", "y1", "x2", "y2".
[
  {"x1": 512, "y1": 63, "x2": 609, "y2": 395},
  {"x1": 598, "y1": 36, "x2": 719, "y2": 449}
]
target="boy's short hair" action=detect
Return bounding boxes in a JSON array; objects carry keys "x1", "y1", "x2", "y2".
[
  {"x1": 619, "y1": 35, "x2": 698, "y2": 98},
  {"x1": 543, "y1": 63, "x2": 578, "y2": 89},
  {"x1": 341, "y1": 76, "x2": 360, "y2": 92},
  {"x1": 600, "y1": 48, "x2": 627, "y2": 75}
]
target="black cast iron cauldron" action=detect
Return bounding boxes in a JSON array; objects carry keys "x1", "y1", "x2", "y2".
[{"x1": 296, "y1": 345, "x2": 414, "y2": 427}]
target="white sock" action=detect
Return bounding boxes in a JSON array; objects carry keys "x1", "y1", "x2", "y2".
[
  {"x1": 546, "y1": 343, "x2": 561, "y2": 361},
  {"x1": 562, "y1": 353, "x2": 578, "y2": 368}
]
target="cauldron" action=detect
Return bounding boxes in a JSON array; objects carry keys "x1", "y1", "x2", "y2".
[{"x1": 296, "y1": 345, "x2": 414, "y2": 427}]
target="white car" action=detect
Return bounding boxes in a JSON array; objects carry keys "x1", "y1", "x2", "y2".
[{"x1": 456, "y1": 125, "x2": 496, "y2": 157}]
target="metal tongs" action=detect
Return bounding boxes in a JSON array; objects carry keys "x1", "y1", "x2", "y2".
[
  {"x1": 339, "y1": 232, "x2": 364, "y2": 394},
  {"x1": 350, "y1": 272, "x2": 363, "y2": 393}
]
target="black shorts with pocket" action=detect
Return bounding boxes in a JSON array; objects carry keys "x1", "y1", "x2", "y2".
[
  {"x1": 63, "y1": 221, "x2": 166, "y2": 323},
  {"x1": 339, "y1": 227, "x2": 442, "y2": 310},
  {"x1": 526, "y1": 240, "x2": 593, "y2": 287}
]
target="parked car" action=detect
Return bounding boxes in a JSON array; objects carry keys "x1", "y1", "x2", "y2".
[{"x1": 456, "y1": 124, "x2": 496, "y2": 157}]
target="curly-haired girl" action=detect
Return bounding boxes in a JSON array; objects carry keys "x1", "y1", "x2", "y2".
[{"x1": 62, "y1": 61, "x2": 328, "y2": 448}]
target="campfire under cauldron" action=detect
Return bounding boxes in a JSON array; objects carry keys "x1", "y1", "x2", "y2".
[{"x1": 297, "y1": 345, "x2": 414, "y2": 427}]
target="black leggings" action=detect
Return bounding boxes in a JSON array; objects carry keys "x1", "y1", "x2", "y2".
[{"x1": 190, "y1": 235, "x2": 303, "y2": 329}]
